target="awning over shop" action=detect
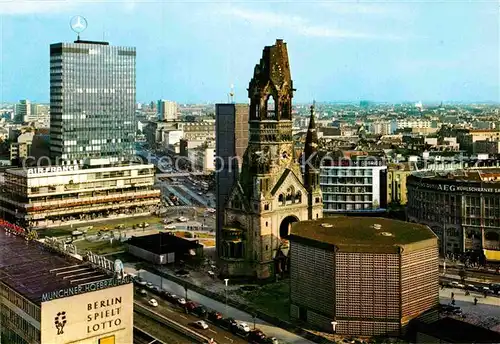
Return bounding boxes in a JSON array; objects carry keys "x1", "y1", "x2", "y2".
[{"x1": 483, "y1": 249, "x2": 500, "y2": 262}]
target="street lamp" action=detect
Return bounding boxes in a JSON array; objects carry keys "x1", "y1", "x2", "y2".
[
  {"x1": 331, "y1": 320, "x2": 338, "y2": 334},
  {"x1": 253, "y1": 313, "x2": 256, "y2": 330},
  {"x1": 224, "y1": 278, "x2": 229, "y2": 315}
]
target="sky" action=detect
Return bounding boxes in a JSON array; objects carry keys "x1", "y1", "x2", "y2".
[{"x1": 0, "y1": 0, "x2": 499, "y2": 104}]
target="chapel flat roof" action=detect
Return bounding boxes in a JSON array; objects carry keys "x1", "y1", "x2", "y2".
[
  {"x1": 0, "y1": 228, "x2": 113, "y2": 305},
  {"x1": 289, "y1": 217, "x2": 437, "y2": 254}
]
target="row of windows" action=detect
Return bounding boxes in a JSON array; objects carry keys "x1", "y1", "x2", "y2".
[
  {"x1": 0, "y1": 283, "x2": 40, "y2": 321},
  {"x1": 320, "y1": 168, "x2": 374, "y2": 176}
]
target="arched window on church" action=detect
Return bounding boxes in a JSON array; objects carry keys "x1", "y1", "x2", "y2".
[
  {"x1": 266, "y1": 96, "x2": 276, "y2": 120},
  {"x1": 278, "y1": 194, "x2": 284, "y2": 205},
  {"x1": 295, "y1": 191, "x2": 302, "y2": 203}
]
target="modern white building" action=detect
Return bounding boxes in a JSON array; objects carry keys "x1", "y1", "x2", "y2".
[
  {"x1": 320, "y1": 154, "x2": 387, "y2": 213},
  {"x1": 0, "y1": 164, "x2": 161, "y2": 229},
  {"x1": 394, "y1": 119, "x2": 432, "y2": 130},
  {"x1": 157, "y1": 100, "x2": 177, "y2": 122}
]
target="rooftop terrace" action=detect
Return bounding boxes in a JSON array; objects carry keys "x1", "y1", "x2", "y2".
[
  {"x1": 290, "y1": 217, "x2": 437, "y2": 254},
  {"x1": 0, "y1": 228, "x2": 114, "y2": 304}
]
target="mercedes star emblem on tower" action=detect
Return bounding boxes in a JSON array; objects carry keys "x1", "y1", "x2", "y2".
[{"x1": 70, "y1": 15, "x2": 87, "y2": 34}]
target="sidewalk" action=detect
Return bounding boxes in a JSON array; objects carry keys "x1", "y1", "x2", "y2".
[
  {"x1": 440, "y1": 287, "x2": 500, "y2": 331},
  {"x1": 124, "y1": 264, "x2": 316, "y2": 344}
]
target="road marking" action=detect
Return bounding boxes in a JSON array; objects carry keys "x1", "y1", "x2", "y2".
[
  {"x1": 224, "y1": 336, "x2": 233, "y2": 343},
  {"x1": 179, "y1": 315, "x2": 187, "y2": 319},
  {"x1": 208, "y1": 329, "x2": 217, "y2": 334}
]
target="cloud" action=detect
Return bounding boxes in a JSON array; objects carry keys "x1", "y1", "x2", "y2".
[
  {"x1": 318, "y1": 1, "x2": 399, "y2": 15},
  {"x1": 0, "y1": 0, "x2": 77, "y2": 15},
  {"x1": 0, "y1": 0, "x2": 141, "y2": 15},
  {"x1": 222, "y1": 7, "x2": 402, "y2": 40}
]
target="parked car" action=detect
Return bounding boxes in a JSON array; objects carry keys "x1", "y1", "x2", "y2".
[
  {"x1": 466, "y1": 284, "x2": 479, "y2": 291},
  {"x1": 138, "y1": 289, "x2": 147, "y2": 296},
  {"x1": 237, "y1": 322, "x2": 251, "y2": 333},
  {"x1": 219, "y1": 317, "x2": 238, "y2": 332},
  {"x1": 164, "y1": 224, "x2": 176, "y2": 229},
  {"x1": 482, "y1": 286, "x2": 492, "y2": 294},
  {"x1": 490, "y1": 283, "x2": 500, "y2": 294},
  {"x1": 136, "y1": 279, "x2": 147, "y2": 286},
  {"x1": 192, "y1": 305, "x2": 207, "y2": 318},
  {"x1": 262, "y1": 337, "x2": 279, "y2": 344},
  {"x1": 148, "y1": 299, "x2": 158, "y2": 307},
  {"x1": 177, "y1": 297, "x2": 187, "y2": 306},
  {"x1": 207, "y1": 310, "x2": 223, "y2": 322},
  {"x1": 248, "y1": 329, "x2": 266, "y2": 343},
  {"x1": 146, "y1": 282, "x2": 154, "y2": 289},
  {"x1": 451, "y1": 281, "x2": 465, "y2": 289},
  {"x1": 194, "y1": 320, "x2": 209, "y2": 330},
  {"x1": 165, "y1": 293, "x2": 177, "y2": 303},
  {"x1": 185, "y1": 301, "x2": 198, "y2": 312}
]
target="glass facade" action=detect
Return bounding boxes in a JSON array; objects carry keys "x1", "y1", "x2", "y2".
[{"x1": 50, "y1": 42, "x2": 136, "y2": 164}]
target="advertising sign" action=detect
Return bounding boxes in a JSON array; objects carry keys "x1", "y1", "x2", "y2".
[{"x1": 40, "y1": 284, "x2": 133, "y2": 344}]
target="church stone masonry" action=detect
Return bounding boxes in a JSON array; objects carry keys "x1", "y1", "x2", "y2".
[{"x1": 218, "y1": 39, "x2": 323, "y2": 279}]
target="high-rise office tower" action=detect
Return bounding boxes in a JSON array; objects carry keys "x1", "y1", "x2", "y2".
[
  {"x1": 157, "y1": 100, "x2": 177, "y2": 121},
  {"x1": 14, "y1": 99, "x2": 31, "y2": 123},
  {"x1": 215, "y1": 103, "x2": 249, "y2": 256},
  {"x1": 49, "y1": 40, "x2": 136, "y2": 165}
]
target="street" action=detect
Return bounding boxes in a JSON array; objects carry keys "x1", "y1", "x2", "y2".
[
  {"x1": 127, "y1": 266, "x2": 315, "y2": 344},
  {"x1": 135, "y1": 289, "x2": 246, "y2": 344}
]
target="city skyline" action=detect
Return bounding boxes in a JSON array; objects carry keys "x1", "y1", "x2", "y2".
[{"x1": 0, "y1": 0, "x2": 498, "y2": 103}]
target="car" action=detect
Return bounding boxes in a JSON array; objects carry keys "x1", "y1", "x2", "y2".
[
  {"x1": 177, "y1": 216, "x2": 188, "y2": 222},
  {"x1": 219, "y1": 317, "x2": 238, "y2": 331},
  {"x1": 164, "y1": 292, "x2": 176, "y2": 302},
  {"x1": 192, "y1": 305, "x2": 208, "y2": 318},
  {"x1": 148, "y1": 299, "x2": 158, "y2": 307},
  {"x1": 136, "y1": 279, "x2": 147, "y2": 286},
  {"x1": 451, "y1": 281, "x2": 465, "y2": 289},
  {"x1": 237, "y1": 322, "x2": 251, "y2": 333},
  {"x1": 466, "y1": 284, "x2": 479, "y2": 291},
  {"x1": 177, "y1": 297, "x2": 187, "y2": 306},
  {"x1": 248, "y1": 329, "x2": 266, "y2": 343},
  {"x1": 482, "y1": 286, "x2": 492, "y2": 294},
  {"x1": 262, "y1": 337, "x2": 279, "y2": 344},
  {"x1": 164, "y1": 224, "x2": 176, "y2": 229},
  {"x1": 194, "y1": 320, "x2": 209, "y2": 330},
  {"x1": 138, "y1": 289, "x2": 147, "y2": 296},
  {"x1": 146, "y1": 282, "x2": 154, "y2": 289},
  {"x1": 164, "y1": 219, "x2": 174, "y2": 224},
  {"x1": 207, "y1": 310, "x2": 223, "y2": 322},
  {"x1": 185, "y1": 301, "x2": 198, "y2": 312},
  {"x1": 490, "y1": 283, "x2": 500, "y2": 294}
]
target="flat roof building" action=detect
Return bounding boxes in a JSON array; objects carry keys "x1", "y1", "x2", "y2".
[
  {"x1": 0, "y1": 164, "x2": 160, "y2": 229},
  {"x1": 289, "y1": 217, "x2": 439, "y2": 336},
  {"x1": 127, "y1": 232, "x2": 204, "y2": 265},
  {"x1": 0, "y1": 226, "x2": 133, "y2": 344},
  {"x1": 407, "y1": 169, "x2": 500, "y2": 257}
]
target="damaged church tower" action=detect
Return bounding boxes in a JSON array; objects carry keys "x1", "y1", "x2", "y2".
[{"x1": 218, "y1": 39, "x2": 323, "y2": 279}]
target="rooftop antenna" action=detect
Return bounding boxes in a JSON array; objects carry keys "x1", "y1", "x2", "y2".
[
  {"x1": 70, "y1": 15, "x2": 88, "y2": 41},
  {"x1": 229, "y1": 84, "x2": 235, "y2": 104}
]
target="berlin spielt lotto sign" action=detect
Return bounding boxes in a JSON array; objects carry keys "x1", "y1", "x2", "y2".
[{"x1": 70, "y1": 15, "x2": 87, "y2": 34}]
